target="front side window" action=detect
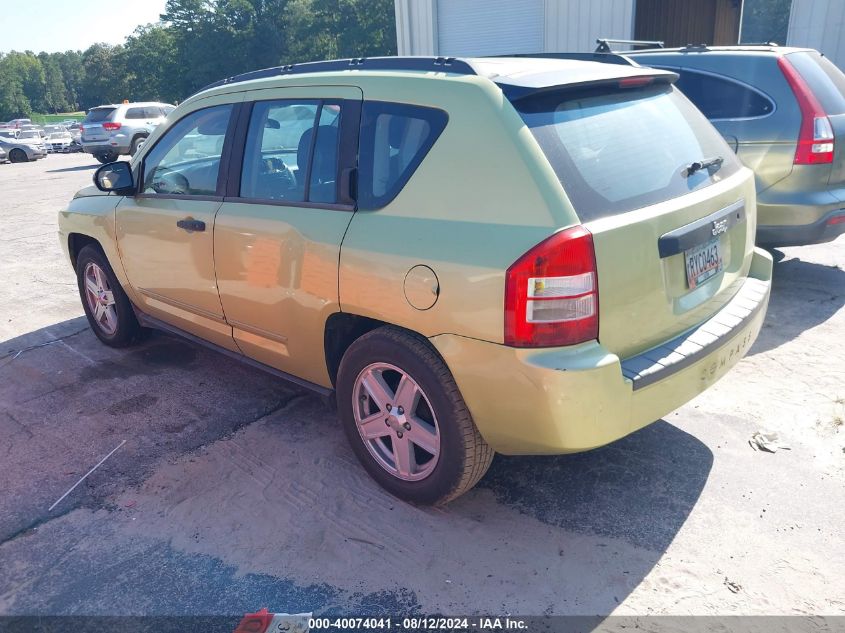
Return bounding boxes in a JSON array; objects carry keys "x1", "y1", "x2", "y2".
[
  {"x1": 141, "y1": 104, "x2": 233, "y2": 196},
  {"x1": 240, "y1": 100, "x2": 342, "y2": 203},
  {"x1": 674, "y1": 70, "x2": 774, "y2": 119},
  {"x1": 125, "y1": 108, "x2": 146, "y2": 120},
  {"x1": 357, "y1": 101, "x2": 448, "y2": 210}
]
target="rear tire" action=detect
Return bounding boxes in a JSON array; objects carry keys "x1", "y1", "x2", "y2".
[
  {"x1": 75, "y1": 245, "x2": 143, "y2": 348},
  {"x1": 336, "y1": 327, "x2": 494, "y2": 505},
  {"x1": 95, "y1": 152, "x2": 118, "y2": 164},
  {"x1": 9, "y1": 148, "x2": 27, "y2": 163}
]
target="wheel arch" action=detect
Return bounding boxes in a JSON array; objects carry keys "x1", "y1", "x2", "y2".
[
  {"x1": 324, "y1": 313, "x2": 446, "y2": 388},
  {"x1": 67, "y1": 232, "x2": 103, "y2": 268}
]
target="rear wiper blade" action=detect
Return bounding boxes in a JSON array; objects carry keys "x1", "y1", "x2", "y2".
[{"x1": 683, "y1": 156, "x2": 723, "y2": 178}]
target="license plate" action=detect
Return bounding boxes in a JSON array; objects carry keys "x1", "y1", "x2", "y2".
[{"x1": 685, "y1": 238, "x2": 723, "y2": 289}]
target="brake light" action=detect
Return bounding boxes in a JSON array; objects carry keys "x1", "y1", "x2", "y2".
[
  {"x1": 504, "y1": 225, "x2": 599, "y2": 347},
  {"x1": 778, "y1": 56, "x2": 834, "y2": 164},
  {"x1": 102, "y1": 122, "x2": 122, "y2": 131},
  {"x1": 619, "y1": 76, "x2": 654, "y2": 88},
  {"x1": 827, "y1": 213, "x2": 845, "y2": 226}
]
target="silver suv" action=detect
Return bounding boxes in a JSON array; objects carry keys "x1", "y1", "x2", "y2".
[{"x1": 81, "y1": 102, "x2": 175, "y2": 163}]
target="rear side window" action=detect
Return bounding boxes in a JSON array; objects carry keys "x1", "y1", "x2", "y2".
[
  {"x1": 239, "y1": 100, "x2": 344, "y2": 203},
  {"x1": 125, "y1": 107, "x2": 146, "y2": 119},
  {"x1": 517, "y1": 84, "x2": 741, "y2": 222},
  {"x1": 84, "y1": 108, "x2": 115, "y2": 123},
  {"x1": 785, "y1": 52, "x2": 845, "y2": 115},
  {"x1": 357, "y1": 102, "x2": 447, "y2": 210},
  {"x1": 674, "y1": 70, "x2": 774, "y2": 119}
]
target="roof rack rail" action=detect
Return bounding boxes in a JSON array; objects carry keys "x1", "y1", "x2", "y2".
[
  {"x1": 192, "y1": 56, "x2": 478, "y2": 97},
  {"x1": 595, "y1": 38, "x2": 664, "y2": 53},
  {"x1": 488, "y1": 51, "x2": 636, "y2": 66},
  {"x1": 679, "y1": 43, "x2": 710, "y2": 51}
]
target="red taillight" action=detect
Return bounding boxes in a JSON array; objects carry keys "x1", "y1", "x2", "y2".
[
  {"x1": 827, "y1": 213, "x2": 845, "y2": 226},
  {"x1": 504, "y1": 225, "x2": 599, "y2": 348},
  {"x1": 102, "y1": 122, "x2": 122, "y2": 131},
  {"x1": 778, "y1": 56, "x2": 834, "y2": 165}
]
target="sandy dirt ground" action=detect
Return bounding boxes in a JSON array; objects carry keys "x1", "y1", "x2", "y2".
[{"x1": 0, "y1": 153, "x2": 843, "y2": 619}]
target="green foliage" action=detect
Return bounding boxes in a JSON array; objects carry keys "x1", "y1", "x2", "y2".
[
  {"x1": 740, "y1": 0, "x2": 791, "y2": 45},
  {"x1": 0, "y1": 0, "x2": 396, "y2": 120}
]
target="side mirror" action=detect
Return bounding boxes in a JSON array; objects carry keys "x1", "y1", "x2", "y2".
[{"x1": 94, "y1": 161, "x2": 134, "y2": 194}]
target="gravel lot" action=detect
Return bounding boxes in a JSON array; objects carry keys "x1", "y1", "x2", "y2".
[{"x1": 0, "y1": 153, "x2": 843, "y2": 619}]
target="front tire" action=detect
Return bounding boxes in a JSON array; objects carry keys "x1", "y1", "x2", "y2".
[
  {"x1": 130, "y1": 136, "x2": 146, "y2": 156},
  {"x1": 336, "y1": 327, "x2": 493, "y2": 505},
  {"x1": 76, "y1": 245, "x2": 142, "y2": 347},
  {"x1": 9, "y1": 148, "x2": 28, "y2": 163}
]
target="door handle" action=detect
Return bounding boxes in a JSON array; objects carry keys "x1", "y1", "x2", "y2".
[{"x1": 176, "y1": 219, "x2": 206, "y2": 232}]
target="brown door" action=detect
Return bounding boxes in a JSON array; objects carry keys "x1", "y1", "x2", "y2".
[{"x1": 635, "y1": 0, "x2": 740, "y2": 47}]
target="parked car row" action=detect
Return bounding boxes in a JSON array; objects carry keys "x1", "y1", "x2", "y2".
[{"x1": 0, "y1": 118, "x2": 85, "y2": 162}]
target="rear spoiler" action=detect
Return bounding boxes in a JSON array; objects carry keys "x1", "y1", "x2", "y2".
[{"x1": 497, "y1": 69, "x2": 679, "y2": 102}]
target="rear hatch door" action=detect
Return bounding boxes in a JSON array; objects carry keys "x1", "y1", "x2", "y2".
[
  {"x1": 81, "y1": 107, "x2": 116, "y2": 142},
  {"x1": 515, "y1": 80, "x2": 755, "y2": 359}
]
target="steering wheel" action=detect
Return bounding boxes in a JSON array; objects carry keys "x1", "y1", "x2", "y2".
[{"x1": 148, "y1": 166, "x2": 190, "y2": 195}]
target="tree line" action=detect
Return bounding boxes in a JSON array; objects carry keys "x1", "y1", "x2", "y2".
[{"x1": 0, "y1": 0, "x2": 395, "y2": 120}]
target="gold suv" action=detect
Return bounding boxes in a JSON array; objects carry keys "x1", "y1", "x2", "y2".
[{"x1": 60, "y1": 56, "x2": 773, "y2": 504}]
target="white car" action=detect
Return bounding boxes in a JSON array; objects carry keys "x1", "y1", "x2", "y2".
[{"x1": 43, "y1": 125, "x2": 74, "y2": 153}]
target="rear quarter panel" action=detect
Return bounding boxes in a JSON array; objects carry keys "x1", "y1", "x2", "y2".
[{"x1": 338, "y1": 74, "x2": 580, "y2": 343}]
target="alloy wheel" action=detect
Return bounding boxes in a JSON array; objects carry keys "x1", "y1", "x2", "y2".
[
  {"x1": 83, "y1": 262, "x2": 118, "y2": 335},
  {"x1": 352, "y1": 362, "x2": 441, "y2": 481}
]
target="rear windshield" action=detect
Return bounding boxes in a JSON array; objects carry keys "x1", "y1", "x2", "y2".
[
  {"x1": 84, "y1": 107, "x2": 116, "y2": 123},
  {"x1": 516, "y1": 84, "x2": 741, "y2": 222},
  {"x1": 786, "y1": 51, "x2": 845, "y2": 115}
]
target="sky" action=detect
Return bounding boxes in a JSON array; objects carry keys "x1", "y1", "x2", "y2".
[{"x1": 1, "y1": 0, "x2": 169, "y2": 54}]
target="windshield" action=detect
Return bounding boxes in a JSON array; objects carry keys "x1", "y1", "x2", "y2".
[
  {"x1": 18, "y1": 131, "x2": 39, "y2": 139},
  {"x1": 516, "y1": 84, "x2": 741, "y2": 222}
]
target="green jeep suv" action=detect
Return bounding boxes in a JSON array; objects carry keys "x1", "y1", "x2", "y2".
[{"x1": 59, "y1": 56, "x2": 773, "y2": 504}]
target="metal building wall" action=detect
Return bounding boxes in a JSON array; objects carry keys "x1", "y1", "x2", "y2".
[
  {"x1": 394, "y1": 0, "x2": 635, "y2": 56},
  {"x1": 787, "y1": 0, "x2": 845, "y2": 69},
  {"x1": 545, "y1": 0, "x2": 635, "y2": 52}
]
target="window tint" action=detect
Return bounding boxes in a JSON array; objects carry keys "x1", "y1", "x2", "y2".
[
  {"x1": 125, "y1": 107, "x2": 146, "y2": 120},
  {"x1": 786, "y1": 52, "x2": 845, "y2": 116},
  {"x1": 142, "y1": 104, "x2": 233, "y2": 196},
  {"x1": 517, "y1": 85, "x2": 740, "y2": 222},
  {"x1": 145, "y1": 106, "x2": 164, "y2": 119},
  {"x1": 357, "y1": 101, "x2": 448, "y2": 209},
  {"x1": 240, "y1": 100, "x2": 342, "y2": 203},
  {"x1": 84, "y1": 107, "x2": 116, "y2": 123},
  {"x1": 674, "y1": 70, "x2": 774, "y2": 119}
]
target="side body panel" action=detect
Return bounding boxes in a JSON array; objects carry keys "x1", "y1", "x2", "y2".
[
  {"x1": 114, "y1": 92, "x2": 245, "y2": 350},
  {"x1": 213, "y1": 85, "x2": 362, "y2": 387},
  {"x1": 338, "y1": 74, "x2": 579, "y2": 344}
]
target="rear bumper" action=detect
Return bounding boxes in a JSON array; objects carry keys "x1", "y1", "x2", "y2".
[
  {"x1": 81, "y1": 141, "x2": 128, "y2": 155},
  {"x1": 757, "y1": 208, "x2": 845, "y2": 247},
  {"x1": 431, "y1": 248, "x2": 773, "y2": 455}
]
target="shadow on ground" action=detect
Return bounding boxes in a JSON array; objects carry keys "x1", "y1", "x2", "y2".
[
  {"x1": 0, "y1": 318, "x2": 713, "y2": 616},
  {"x1": 482, "y1": 420, "x2": 712, "y2": 551},
  {"x1": 750, "y1": 252, "x2": 845, "y2": 355},
  {"x1": 46, "y1": 163, "x2": 98, "y2": 173}
]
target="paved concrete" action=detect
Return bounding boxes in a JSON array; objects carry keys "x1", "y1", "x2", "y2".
[{"x1": 0, "y1": 153, "x2": 843, "y2": 618}]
